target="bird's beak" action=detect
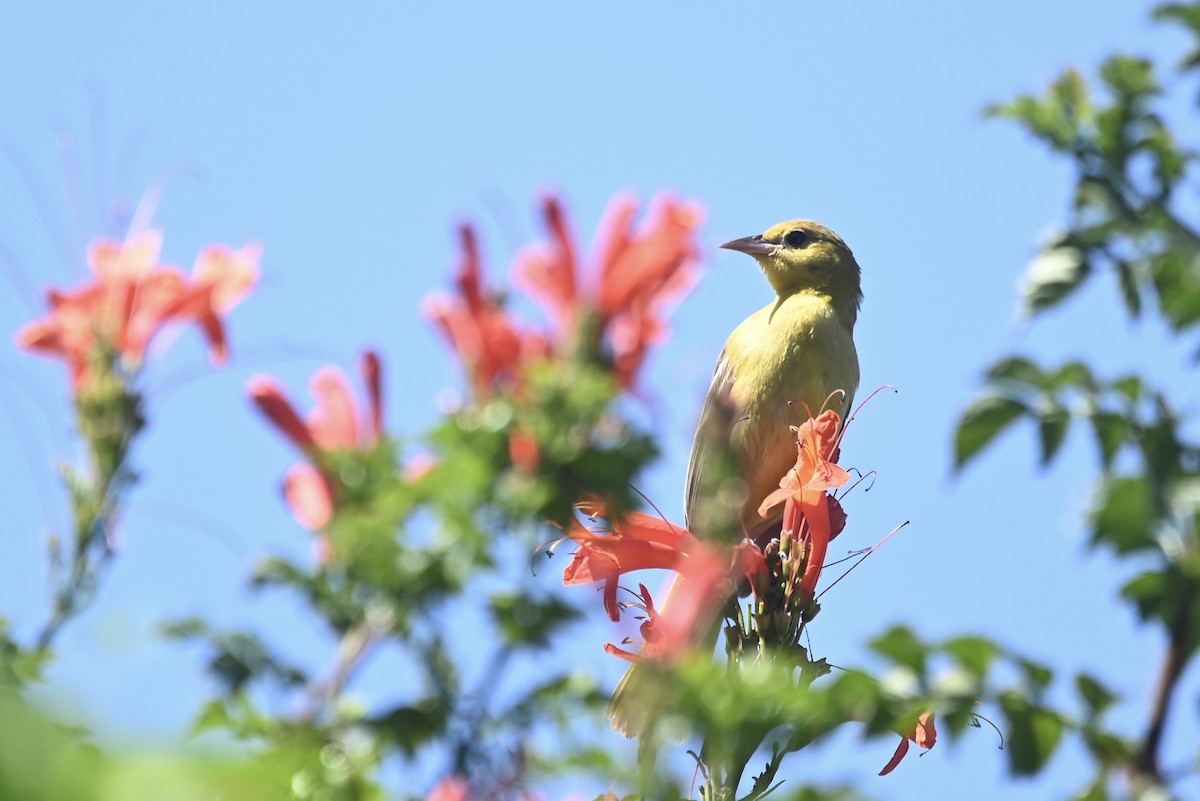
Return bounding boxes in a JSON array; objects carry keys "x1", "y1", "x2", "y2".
[{"x1": 720, "y1": 234, "x2": 776, "y2": 257}]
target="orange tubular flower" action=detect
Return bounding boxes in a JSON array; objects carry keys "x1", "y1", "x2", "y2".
[
  {"x1": 514, "y1": 194, "x2": 703, "y2": 388},
  {"x1": 17, "y1": 231, "x2": 259, "y2": 389},
  {"x1": 757, "y1": 409, "x2": 851, "y2": 601},
  {"x1": 428, "y1": 193, "x2": 701, "y2": 397},
  {"x1": 561, "y1": 509, "x2": 699, "y2": 622},
  {"x1": 248, "y1": 351, "x2": 384, "y2": 532},
  {"x1": 425, "y1": 225, "x2": 550, "y2": 399},
  {"x1": 879, "y1": 711, "x2": 937, "y2": 775},
  {"x1": 560, "y1": 502, "x2": 766, "y2": 663}
]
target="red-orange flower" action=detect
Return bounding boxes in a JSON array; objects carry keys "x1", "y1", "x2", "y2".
[
  {"x1": 249, "y1": 351, "x2": 384, "y2": 533},
  {"x1": 17, "y1": 230, "x2": 259, "y2": 389},
  {"x1": 561, "y1": 506, "x2": 699, "y2": 622},
  {"x1": 513, "y1": 194, "x2": 702, "y2": 387},
  {"x1": 428, "y1": 193, "x2": 702, "y2": 398},
  {"x1": 425, "y1": 225, "x2": 550, "y2": 399},
  {"x1": 879, "y1": 710, "x2": 937, "y2": 775},
  {"x1": 425, "y1": 777, "x2": 470, "y2": 801},
  {"x1": 758, "y1": 409, "x2": 851, "y2": 601},
  {"x1": 561, "y1": 500, "x2": 766, "y2": 663},
  {"x1": 507, "y1": 428, "x2": 541, "y2": 473}
]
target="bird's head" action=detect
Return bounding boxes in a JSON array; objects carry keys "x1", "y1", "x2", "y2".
[{"x1": 721, "y1": 219, "x2": 863, "y2": 325}]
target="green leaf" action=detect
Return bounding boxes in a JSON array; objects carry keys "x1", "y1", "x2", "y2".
[
  {"x1": 1090, "y1": 412, "x2": 1129, "y2": 469},
  {"x1": 1046, "y1": 361, "x2": 1095, "y2": 391},
  {"x1": 1150, "y1": 247, "x2": 1200, "y2": 331},
  {"x1": 1075, "y1": 779, "x2": 1112, "y2": 801},
  {"x1": 868, "y1": 626, "x2": 927, "y2": 676},
  {"x1": 942, "y1": 636, "x2": 999, "y2": 680},
  {"x1": 1016, "y1": 658, "x2": 1054, "y2": 691},
  {"x1": 1120, "y1": 570, "x2": 1169, "y2": 624},
  {"x1": 954, "y1": 395, "x2": 1030, "y2": 470},
  {"x1": 190, "y1": 699, "x2": 233, "y2": 735},
  {"x1": 488, "y1": 592, "x2": 582, "y2": 649},
  {"x1": 1000, "y1": 693, "x2": 1065, "y2": 775},
  {"x1": 1038, "y1": 403, "x2": 1071, "y2": 467},
  {"x1": 1090, "y1": 476, "x2": 1157, "y2": 554},
  {"x1": 1117, "y1": 569, "x2": 1200, "y2": 650},
  {"x1": 0, "y1": 691, "x2": 105, "y2": 801},
  {"x1": 1099, "y1": 55, "x2": 1158, "y2": 100},
  {"x1": 1020, "y1": 243, "x2": 1090, "y2": 315},
  {"x1": 987, "y1": 70, "x2": 1092, "y2": 150},
  {"x1": 1156, "y1": 4, "x2": 1200, "y2": 75},
  {"x1": 1115, "y1": 260, "x2": 1143, "y2": 319},
  {"x1": 1081, "y1": 727, "x2": 1132, "y2": 767},
  {"x1": 986, "y1": 356, "x2": 1044, "y2": 386},
  {"x1": 1108, "y1": 375, "x2": 1144, "y2": 402},
  {"x1": 369, "y1": 699, "x2": 452, "y2": 757},
  {"x1": 1075, "y1": 672, "x2": 1118, "y2": 717}
]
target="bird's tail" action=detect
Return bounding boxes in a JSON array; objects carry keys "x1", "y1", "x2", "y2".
[{"x1": 608, "y1": 660, "x2": 662, "y2": 738}]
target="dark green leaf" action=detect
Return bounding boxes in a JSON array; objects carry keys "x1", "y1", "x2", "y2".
[
  {"x1": 1047, "y1": 361, "x2": 1095, "y2": 391},
  {"x1": 1081, "y1": 727, "x2": 1132, "y2": 767},
  {"x1": 1075, "y1": 673, "x2": 1118, "y2": 716},
  {"x1": 1115, "y1": 260, "x2": 1143, "y2": 319},
  {"x1": 1090, "y1": 412, "x2": 1129, "y2": 469},
  {"x1": 1150, "y1": 247, "x2": 1200, "y2": 331},
  {"x1": 1154, "y1": 2, "x2": 1200, "y2": 34},
  {"x1": 1156, "y1": 4, "x2": 1200, "y2": 76},
  {"x1": 1090, "y1": 476, "x2": 1157, "y2": 554},
  {"x1": 1108, "y1": 375, "x2": 1144, "y2": 402},
  {"x1": 1000, "y1": 693, "x2": 1065, "y2": 775},
  {"x1": 954, "y1": 396, "x2": 1030, "y2": 470},
  {"x1": 1038, "y1": 404, "x2": 1071, "y2": 466},
  {"x1": 1016, "y1": 658, "x2": 1054, "y2": 691},
  {"x1": 1117, "y1": 569, "x2": 1200, "y2": 650},
  {"x1": 370, "y1": 699, "x2": 452, "y2": 757},
  {"x1": 1120, "y1": 570, "x2": 1169, "y2": 624},
  {"x1": 160, "y1": 616, "x2": 207, "y2": 639},
  {"x1": 986, "y1": 356, "x2": 1044, "y2": 386}
]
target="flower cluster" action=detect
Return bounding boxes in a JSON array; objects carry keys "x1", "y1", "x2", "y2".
[
  {"x1": 248, "y1": 351, "x2": 385, "y2": 535},
  {"x1": 17, "y1": 230, "x2": 259, "y2": 390},
  {"x1": 560, "y1": 407, "x2": 937, "y2": 775},
  {"x1": 757, "y1": 408, "x2": 851, "y2": 605},
  {"x1": 426, "y1": 193, "x2": 702, "y2": 398},
  {"x1": 559, "y1": 498, "x2": 766, "y2": 662}
]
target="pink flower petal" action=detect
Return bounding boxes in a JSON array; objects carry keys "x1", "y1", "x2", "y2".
[
  {"x1": 192, "y1": 243, "x2": 261, "y2": 312},
  {"x1": 248, "y1": 376, "x2": 317, "y2": 451},
  {"x1": 283, "y1": 463, "x2": 334, "y2": 530},
  {"x1": 361, "y1": 350, "x2": 383, "y2": 444},
  {"x1": 307, "y1": 367, "x2": 359, "y2": 449}
]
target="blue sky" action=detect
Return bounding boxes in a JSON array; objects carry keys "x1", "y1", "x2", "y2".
[{"x1": 2, "y1": 1, "x2": 1198, "y2": 797}]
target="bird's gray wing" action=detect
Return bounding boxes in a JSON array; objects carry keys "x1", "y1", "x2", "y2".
[{"x1": 683, "y1": 352, "x2": 741, "y2": 539}]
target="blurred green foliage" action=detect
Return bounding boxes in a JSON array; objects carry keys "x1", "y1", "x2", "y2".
[{"x1": 957, "y1": 3, "x2": 1200, "y2": 796}]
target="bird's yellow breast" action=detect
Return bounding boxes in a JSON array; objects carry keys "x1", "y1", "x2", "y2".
[{"x1": 722, "y1": 291, "x2": 859, "y2": 532}]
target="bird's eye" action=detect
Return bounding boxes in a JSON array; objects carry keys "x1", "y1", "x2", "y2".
[{"x1": 783, "y1": 230, "x2": 809, "y2": 248}]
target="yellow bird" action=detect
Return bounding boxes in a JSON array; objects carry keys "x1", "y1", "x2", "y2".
[
  {"x1": 687, "y1": 219, "x2": 862, "y2": 544},
  {"x1": 610, "y1": 218, "x2": 863, "y2": 736}
]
